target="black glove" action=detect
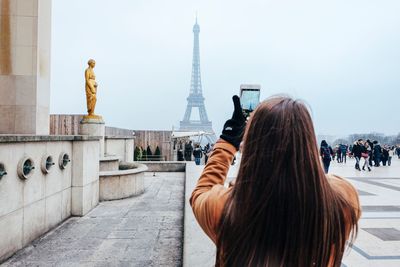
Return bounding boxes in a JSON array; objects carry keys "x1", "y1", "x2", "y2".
[{"x1": 220, "y1": 95, "x2": 246, "y2": 150}]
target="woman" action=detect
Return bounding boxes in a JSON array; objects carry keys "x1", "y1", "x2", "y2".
[
  {"x1": 351, "y1": 140, "x2": 363, "y2": 171},
  {"x1": 362, "y1": 141, "x2": 371, "y2": 171},
  {"x1": 190, "y1": 96, "x2": 360, "y2": 267}
]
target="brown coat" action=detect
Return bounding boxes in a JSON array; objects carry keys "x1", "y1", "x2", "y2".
[{"x1": 190, "y1": 139, "x2": 361, "y2": 247}]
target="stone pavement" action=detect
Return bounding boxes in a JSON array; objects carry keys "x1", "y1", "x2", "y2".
[
  {"x1": 184, "y1": 158, "x2": 400, "y2": 267},
  {"x1": 183, "y1": 164, "x2": 216, "y2": 267},
  {"x1": 2, "y1": 158, "x2": 399, "y2": 267},
  {"x1": 2, "y1": 172, "x2": 185, "y2": 267},
  {"x1": 183, "y1": 163, "x2": 237, "y2": 267},
  {"x1": 332, "y1": 158, "x2": 400, "y2": 267}
]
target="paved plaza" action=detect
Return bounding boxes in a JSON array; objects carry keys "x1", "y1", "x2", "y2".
[
  {"x1": 2, "y1": 173, "x2": 185, "y2": 267},
  {"x1": 2, "y1": 158, "x2": 400, "y2": 267},
  {"x1": 335, "y1": 158, "x2": 400, "y2": 267}
]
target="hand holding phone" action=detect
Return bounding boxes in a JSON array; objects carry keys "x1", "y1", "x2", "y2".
[{"x1": 220, "y1": 96, "x2": 246, "y2": 150}]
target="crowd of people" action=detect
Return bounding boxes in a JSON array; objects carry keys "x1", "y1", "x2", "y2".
[
  {"x1": 176, "y1": 141, "x2": 214, "y2": 165},
  {"x1": 180, "y1": 138, "x2": 400, "y2": 171},
  {"x1": 320, "y1": 139, "x2": 400, "y2": 173}
]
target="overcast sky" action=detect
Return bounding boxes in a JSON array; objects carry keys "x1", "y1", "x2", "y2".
[{"x1": 50, "y1": 0, "x2": 400, "y2": 137}]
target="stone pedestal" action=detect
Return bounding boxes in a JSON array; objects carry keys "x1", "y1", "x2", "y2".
[{"x1": 79, "y1": 116, "x2": 105, "y2": 156}]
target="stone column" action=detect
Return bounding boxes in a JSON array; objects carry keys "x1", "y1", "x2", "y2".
[
  {"x1": 79, "y1": 117, "x2": 105, "y2": 157},
  {"x1": 71, "y1": 139, "x2": 100, "y2": 216},
  {"x1": 0, "y1": 0, "x2": 52, "y2": 134},
  {"x1": 124, "y1": 138, "x2": 134, "y2": 162}
]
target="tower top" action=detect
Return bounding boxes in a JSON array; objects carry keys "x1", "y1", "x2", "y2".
[{"x1": 193, "y1": 16, "x2": 200, "y2": 33}]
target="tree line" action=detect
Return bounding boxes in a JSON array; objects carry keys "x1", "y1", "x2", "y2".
[{"x1": 134, "y1": 145, "x2": 162, "y2": 161}]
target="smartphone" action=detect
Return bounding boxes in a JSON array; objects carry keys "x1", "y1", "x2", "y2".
[{"x1": 240, "y1": 84, "x2": 261, "y2": 116}]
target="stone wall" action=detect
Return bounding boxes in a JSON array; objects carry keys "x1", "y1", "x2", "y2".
[
  {"x1": 133, "y1": 130, "x2": 173, "y2": 161},
  {"x1": 49, "y1": 114, "x2": 82, "y2": 135},
  {"x1": 50, "y1": 115, "x2": 135, "y2": 138},
  {"x1": 105, "y1": 126, "x2": 134, "y2": 137},
  {"x1": 99, "y1": 164, "x2": 148, "y2": 201},
  {"x1": 104, "y1": 137, "x2": 134, "y2": 162},
  {"x1": 139, "y1": 162, "x2": 186, "y2": 172},
  {"x1": 49, "y1": 116, "x2": 172, "y2": 161},
  {"x1": 0, "y1": 135, "x2": 100, "y2": 261}
]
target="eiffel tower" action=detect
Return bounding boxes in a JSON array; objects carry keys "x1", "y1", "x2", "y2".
[{"x1": 179, "y1": 18, "x2": 215, "y2": 139}]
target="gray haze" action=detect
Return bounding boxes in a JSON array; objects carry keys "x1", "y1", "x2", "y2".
[{"x1": 50, "y1": 0, "x2": 400, "y2": 136}]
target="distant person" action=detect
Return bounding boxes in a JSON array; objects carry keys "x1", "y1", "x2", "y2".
[
  {"x1": 184, "y1": 142, "x2": 189, "y2": 160},
  {"x1": 190, "y1": 96, "x2": 360, "y2": 267},
  {"x1": 351, "y1": 140, "x2": 363, "y2": 171},
  {"x1": 362, "y1": 141, "x2": 371, "y2": 171},
  {"x1": 348, "y1": 144, "x2": 354, "y2": 158},
  {"x1": 177, "y1": 149, "x2": 184, "y2": 161},
  {"x1": 203, "y1": 143, "x2": 211, "y2": 164},
  {"x1": 193, "y1": 144, "x2": 203, "y2": 165},
  {"x1": 178, "y1": 140, "x2": 183, "y2": 150},
  {"x1": 336, "y1": 145, "x2": 342, "y2": 163},
  {"x1": 340, "y1": 144, "x2": 348, "y2": 163},
  {"x1": 320, "y1": 140, "x2": 333, "y2": 173},
  {"x1": 184, "y1": 141, "x2": 194, "y2": 161},
  {"x1": 373, "y1": 141, "x2": 382, "y2": 167},
  {"x1": 388, "y1": 146, "x2": 394, "y2": 166},
  {"x1": 367, "y1": 139, "x2": 374, "y2": 166},
  {"x1": 382, "y1": 145, "x2": 389, "y2": 166}
]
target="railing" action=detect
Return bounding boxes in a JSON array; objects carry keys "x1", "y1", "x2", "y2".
[{"x1": 137, "y1": 155, "x2": 166, "y2": 161}]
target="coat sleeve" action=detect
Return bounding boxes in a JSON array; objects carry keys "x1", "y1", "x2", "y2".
[
  {"x1": 328, "y1": 175, "x2": 362, "y2": 236},
  {"x1": 190, "y1": 139, "x2": 237, "y2": 243}
]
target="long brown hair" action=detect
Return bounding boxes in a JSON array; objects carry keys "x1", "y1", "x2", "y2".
[{"x1": 217, "y1": 96, "x2": 358, "y2": 267}]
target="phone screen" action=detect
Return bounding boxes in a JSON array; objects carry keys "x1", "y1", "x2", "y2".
[{"x1": 240, "y1": 89, "x2": 260, "y2": 111}]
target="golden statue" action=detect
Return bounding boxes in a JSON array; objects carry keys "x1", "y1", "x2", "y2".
[{"x1": 84, "y1": 59, "x2": 101, "y2": 119}]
